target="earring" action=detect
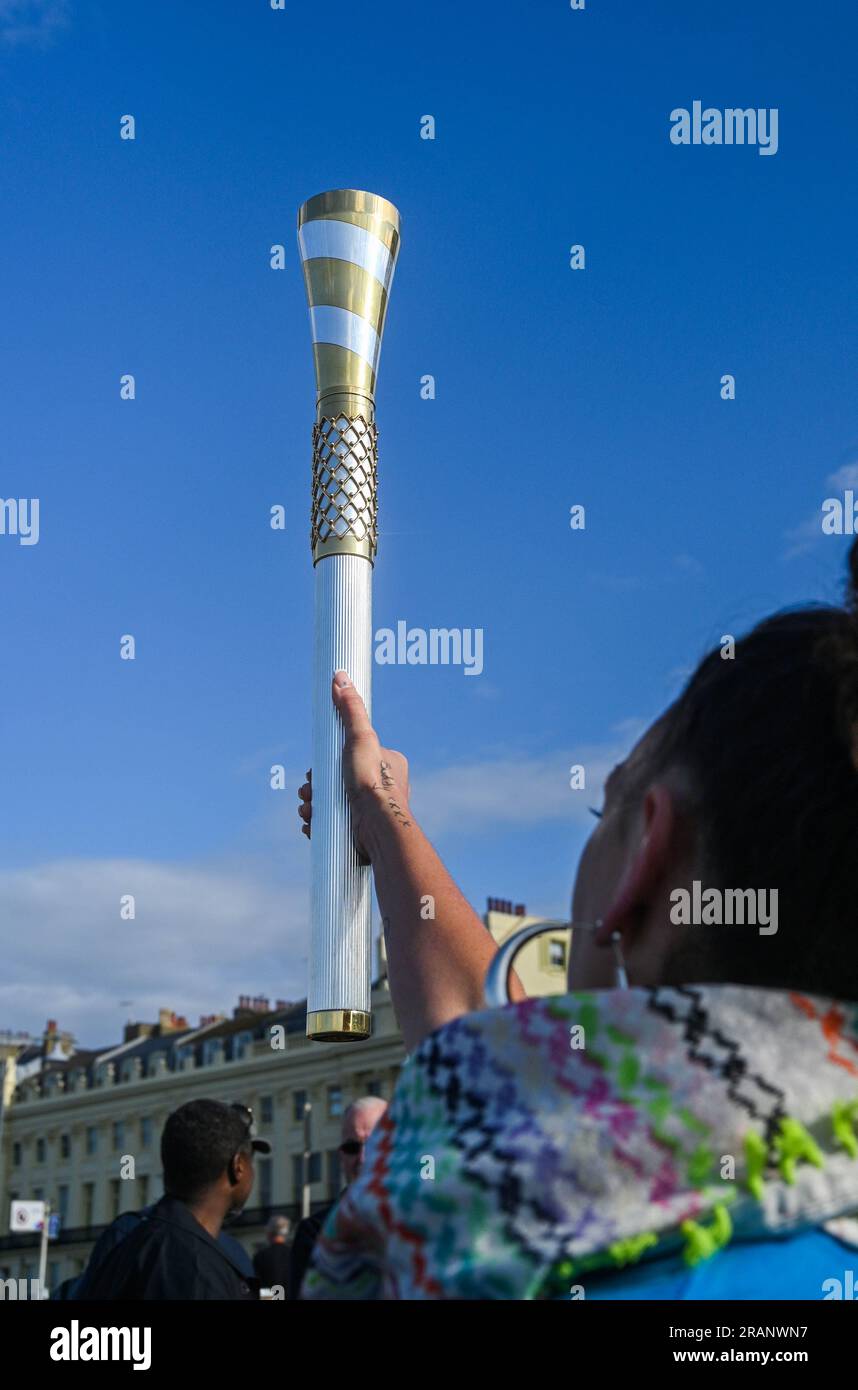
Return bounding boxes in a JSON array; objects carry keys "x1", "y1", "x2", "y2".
[
  {"x1": 610, "y1": 929, "x2": 629, "y2": 990},
  {"x1": 589, "y1": 920, "x2": 629, "y2": 989}
]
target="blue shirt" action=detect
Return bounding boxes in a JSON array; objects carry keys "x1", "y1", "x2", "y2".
[{"x1": 584, "y1": 1228, "x2": 854, "y2": 1299}]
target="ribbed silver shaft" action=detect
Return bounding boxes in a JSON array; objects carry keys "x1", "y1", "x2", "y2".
[{"x1": 310, "y1": 554, "x2": 373, "y2": 1017}]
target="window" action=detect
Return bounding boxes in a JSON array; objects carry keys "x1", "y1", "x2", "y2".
[
  {"x1": 112, "y1": 1121, "x2": 124, "y2": 1152},
  {"x1": 60, "y1": 1133, "x2": 71, "y2": 1160},
  {"x1": 258, "y1": 1159, "x2": 272, "y2": 1207},
  {"x1": 109, "y1": 1179, "x2": 120, "y2": 1221},
  {"x1": 327, "y1": 1148, "x2": 342, "y2": 1199},
  {"x1": 291, "y1": 1153, "x2": 321, "y2": 1195},
  {"x1": 33, "y1": 1187, "x2": 43, "y2": 1202},
  {"x1": 82, "y1": 1183, "x2": 94, "y2": 1227},
  {"x1": 540, "y1": 935, "x2": 568, "y2": 973},
  {"x1": 327, "y1": 1086, "x2": 343, "y2": 1119},
  {"x1": 292, "y1": 1090, "x2": 307, "y2": 1123},
  {"x1": 57, "y1": 1186, "x2": 69, "y2": 1225},
  {"x1": 140, "y1": 1117, "x2": 153, "y2": 1149},
  {"x1": 86, "y1": 1126, "x2": 98, "y2": 1156},
  {"x1": 367, "y1": 1078, "x2": 383, "y2": 1098},
  {"x1": 12, "y1": 1142, "x2": 21, "y2": 1167},
  {"x1": 35, "y1": 1138, "x2": 46, "y2": 1163},
  {"x1": 260, "y1": 1095, "x2": 273, "y2": 1125}
]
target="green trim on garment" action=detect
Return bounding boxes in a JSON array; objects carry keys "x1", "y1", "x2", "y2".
[
  {"x1": 774, "y1": 1117, "x2": 824, "y2": 1184},
  {"x1": 745, "y1": 1115, "x2": 827, "y2": 1199},
  {"x1": 745, "y1": 1130, "x2": 768, "y2": 1201},
  {"x1": 680, "y1": 1203, "x2": 733, "y2": 1267},
  {"x1": 608, "y1": 1231, "x2": 659, "y2": 1266},
  {"x1": 832, "y1": 1100, "x2": 858, "y2": 1159}
]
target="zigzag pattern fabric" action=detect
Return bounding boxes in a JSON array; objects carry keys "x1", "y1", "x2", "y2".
[{"x1": 303, "y1": 985, "x2": 858, "y2": 1299}]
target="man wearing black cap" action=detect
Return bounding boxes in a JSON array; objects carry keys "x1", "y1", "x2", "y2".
[{"x1": 81, "y1": 1099, "x2": 271, "y2": 1300}]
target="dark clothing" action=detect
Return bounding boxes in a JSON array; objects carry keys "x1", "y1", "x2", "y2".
[
  {"x1": 288, "y1": 1202, "x2": 335, "y2": 1300},
  {"x1": 55, "y1": 1211, "x2": 143, "y2": 1299},
  {"x1": 61, "y1": 1204, "x2": 254, "y2": 1300},
  {"x1": 253, "y1": 1241, "x2": 292, "y2": 1293},
  {"x1": 80, "y1": 1195, "x2": 259, "y2": 1301}
]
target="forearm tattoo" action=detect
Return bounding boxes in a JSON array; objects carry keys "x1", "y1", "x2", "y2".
[
  {"x1": 371, "y1": 761, "x2": 411, "y2": 827},
  {"x1": 387, "y1": 797, "x2": 411, "y2": 827}
]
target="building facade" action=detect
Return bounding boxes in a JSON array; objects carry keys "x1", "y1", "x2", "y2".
[
  {"x1": 0, "y1": 901, "x2": 565, "y2": 1293},
  {"x1": 485, "y1": 899, "x2": 571, "y2": 997}
]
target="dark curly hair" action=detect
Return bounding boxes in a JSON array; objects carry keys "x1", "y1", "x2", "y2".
[{"x1": 161, "y1": 1099, "x2": 252, "y2": 1202}]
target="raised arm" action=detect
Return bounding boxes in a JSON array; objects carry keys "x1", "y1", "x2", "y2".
[{"x1": 298, "y1": 672, "x2": 525, "y2": 1053}]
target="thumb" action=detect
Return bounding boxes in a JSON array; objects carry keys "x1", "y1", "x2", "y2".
[{"x1": 332, "y1": 671, "x2": 374, "y2": 737}]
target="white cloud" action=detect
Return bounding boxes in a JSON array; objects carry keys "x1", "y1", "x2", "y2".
[
  {"x1": 0, "y1": 856, "x2": 308, "y2": 1047},
  {"x1": 0, "y1": 0, "x2": 69, "y2": 44},
  {"x1": 673, "y1": 553, "x2": 704, "y2": 578},
  {"x1": 784, "y1": 457, "x2": 858, "y2": 559},
  {"x1": 411, "y1": 725, "x2": 648, "y2": 838},
  {"x1": 1, "y1": 729, "x2": 655, "y2": 1046},
  {"x1": 828, "y1": 463, "x2": 858, "y2": 491}
]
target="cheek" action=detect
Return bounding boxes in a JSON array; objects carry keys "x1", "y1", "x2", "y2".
[
  {"x1": 572, "y1": 828, "x2": 604, "y2": 920},
  {"x1": 569, "y1": 824, "x2": 627, "y2": 988},
  {"x1": 574, "y1": 820, "x2": 628, "y2": 920},
  {"x1": 568, "y1": 923, "x2": 616, "y2": 990}
]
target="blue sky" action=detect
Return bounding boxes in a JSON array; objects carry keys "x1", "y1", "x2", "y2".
[{"x1": 1, "y1": 0, "x2": 856, "y2": 1044}]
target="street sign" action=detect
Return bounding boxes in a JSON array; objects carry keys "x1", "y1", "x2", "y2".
[{"x1": 10, "y1": 1199, "x2": 45, "y2": 1232}]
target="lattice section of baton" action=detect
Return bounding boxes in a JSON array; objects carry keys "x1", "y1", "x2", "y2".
[{"x1": 311, "y1": 414, "x2": 378, "y2": 557}]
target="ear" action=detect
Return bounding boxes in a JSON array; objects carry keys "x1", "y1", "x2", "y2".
[
  {"x1": 227, "y1": 1154, "x2": 239, "y2": 1186},
  {"x1": 595, "y1": 784, "x2": 676, "y2": 948}
]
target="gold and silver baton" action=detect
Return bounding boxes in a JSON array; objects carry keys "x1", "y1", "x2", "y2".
[{"x1": 297, "y1": 189, "x2": 401, "y2": 1041}]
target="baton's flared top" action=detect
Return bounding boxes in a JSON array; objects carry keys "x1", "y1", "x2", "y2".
[
  {"x1": 298, "y1": 189, "x2": 401, "y2": 410},
  {"x1": 298, "y1": 188, "x2": 400, "y2": 250}
]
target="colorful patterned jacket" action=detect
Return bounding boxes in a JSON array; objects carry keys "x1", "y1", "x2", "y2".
[{"x1": 303, "y1": 985, "x2": 858, "y2": 1299}]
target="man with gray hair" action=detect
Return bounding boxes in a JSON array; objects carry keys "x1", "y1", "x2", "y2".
[
  {"x1": 253, "y1": 1213, "x2": 292, "y2": 1294},
  {"x1": 288, "y1": 1096, "x2": 387, "y2": 1298}
]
